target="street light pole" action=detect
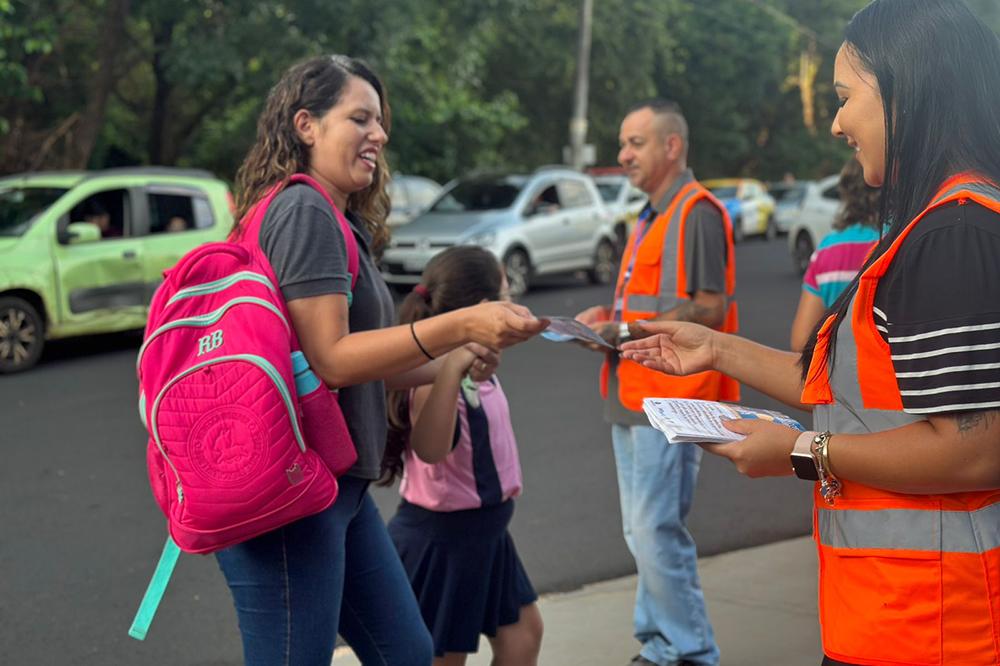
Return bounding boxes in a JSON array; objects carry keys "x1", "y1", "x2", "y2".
[{"x1": 569, "y1": 0, "x2": 593, "y2": 170}]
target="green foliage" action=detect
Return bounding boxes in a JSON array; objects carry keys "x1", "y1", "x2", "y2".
[{"x1": 5, "y1": 0, "x2": 988, "y2": 185}]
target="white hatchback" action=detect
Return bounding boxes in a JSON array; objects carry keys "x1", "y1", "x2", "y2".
[{"x1": 785, "y1": 175, "x2": 841, "y2": 274}]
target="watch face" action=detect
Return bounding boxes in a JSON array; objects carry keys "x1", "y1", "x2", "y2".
[{"x1": 791, "y1": 452, "x2": 820, "y2": 481}]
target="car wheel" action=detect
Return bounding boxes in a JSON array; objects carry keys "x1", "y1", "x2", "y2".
[
  {"x1": 793, "y1": 231, "x2": 814, "y2": 275},
  {"x1": 503, "y1": 249, "x2": 532, "y2": 298},
  {"x1": 587, "y1": 240, "x2": 617, "y2": 285},
  {"x1": 731, "y1": 216, "x2": 744, "y2": 243},
  {"x1": 0, "y1": 296, "x2": 45, "y2": 374}
]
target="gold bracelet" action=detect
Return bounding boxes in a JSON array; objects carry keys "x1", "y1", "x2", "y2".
[
  {"x1": 811, "y1": 431, "x2": 842, "y2": 505},
  {"x1": 819, "y1": 432, "x2": 834, "y2": 477}
]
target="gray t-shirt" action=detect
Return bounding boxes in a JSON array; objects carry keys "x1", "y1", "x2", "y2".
[
  {"x1": 259, "y1": 184, "x2": 395, "y2": 479},
  {"x1": 605, "y1": 175, "x2": 728, "y2": 426}
]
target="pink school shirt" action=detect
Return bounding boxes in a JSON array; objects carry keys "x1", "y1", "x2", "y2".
[{"x1": 400, "y1": 378, "x2": 523, "y2": 512}]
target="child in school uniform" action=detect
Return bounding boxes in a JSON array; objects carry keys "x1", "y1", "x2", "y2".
[{"x1": 382, "y1": 246, "x2": 543, "y2": 666}]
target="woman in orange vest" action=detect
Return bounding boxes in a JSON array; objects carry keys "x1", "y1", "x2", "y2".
[{"x1": 621, "y1": 1, "x2": 1000, "y2": 664}]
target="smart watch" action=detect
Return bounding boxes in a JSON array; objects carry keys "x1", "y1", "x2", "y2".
[{"x1": 790, "y1": 430, "x2": 820, "y2": 481}]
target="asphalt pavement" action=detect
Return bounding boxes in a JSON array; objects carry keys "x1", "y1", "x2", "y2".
[{"x1": 0, "y1": 237, "x2": 816, "y2": 665}]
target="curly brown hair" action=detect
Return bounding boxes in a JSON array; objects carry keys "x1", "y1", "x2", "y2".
[
  {"x1": 833, "y1": 157, "x2": 882, "y2": 231},
  {"x1": 231, "y1": 55, "x2": 392, "y2": 252}
]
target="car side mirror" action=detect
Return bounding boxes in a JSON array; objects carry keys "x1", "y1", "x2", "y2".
[{"x1": 63, "y1": 221, "x2": 102, "y2": 244}]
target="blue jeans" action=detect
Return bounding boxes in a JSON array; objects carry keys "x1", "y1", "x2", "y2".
[
  {"x1": 215, "y1": 475, "x2": 434, "y2": 666},
  {"x1": 612, "y1": 424, "x2": 719, "y2": 666}
]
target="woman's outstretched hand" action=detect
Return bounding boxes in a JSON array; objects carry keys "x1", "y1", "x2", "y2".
[
  {"x1": 464, "y1": 302, "x2": 548, "y2": 351},
  {"x1": 700, "y1": 419, "x2": 799, "y2": 478},
  {"x1": 619, "y1": 321, "x2": 717, "y2": 375}
]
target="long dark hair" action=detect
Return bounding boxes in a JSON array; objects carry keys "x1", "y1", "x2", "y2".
[
  {"x1": 833, "y1": 158, "x2": 881, "y2": 231},
  {"x1": 231, "y1": 55, "x2": 392, "y2": 252},
  {"x1": 801, "y1": 0, "x2": 1000, "y2": 377},
  {"x1": 379, "y1": 247, "x2": 505, "y2": 485}
]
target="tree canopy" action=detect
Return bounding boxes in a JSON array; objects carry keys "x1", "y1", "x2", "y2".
[{"x1": 1, "y1": 0, "x2": 996, "y2": 184}]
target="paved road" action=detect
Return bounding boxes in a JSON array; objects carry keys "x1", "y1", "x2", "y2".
[{"x1": 0, "y1": 237, "x2": 812, "y2": 665}]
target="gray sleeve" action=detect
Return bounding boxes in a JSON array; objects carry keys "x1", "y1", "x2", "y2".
[
  {"x1": 682, "y1": 200, "x2": 727, "y2": 294},
  {"x1": 258, "y1": 186, "x2": 353, "y2": 302}
]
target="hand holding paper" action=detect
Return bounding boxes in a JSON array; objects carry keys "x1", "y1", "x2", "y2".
[
  {"x1": 642, "y1": 398, "x2": 804, "y2": 444},
  {"x1": 540, "y1": 315, "x2": 617, "y2": 350}
]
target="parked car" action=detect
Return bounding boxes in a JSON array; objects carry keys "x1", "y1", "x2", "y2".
[
  {"x1": 382, "y1": 168, "x2": 616, "y2": 297},
  {"x1": 0, "y1": 167, "x2": 234, "y2": 373},
  {"x1": 702, "y1": 178, "x2": 776, "y2": 242},
  {"x1": 386, "y1": 173, "x2": 443, "y2": 226},
  {"x1": 767, "y1": 181, "x2": 812, "y2": 235},
  {"x1": 786, "y1": 175, "x2": 841, "y2": 274},
  {"x1": 592, "y1": 173, "x2": 646, "y2": 253}
]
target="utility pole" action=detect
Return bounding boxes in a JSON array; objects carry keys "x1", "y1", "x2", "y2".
[{"x1": 568, "y1": 0, "x2": 593, "y2": 170}]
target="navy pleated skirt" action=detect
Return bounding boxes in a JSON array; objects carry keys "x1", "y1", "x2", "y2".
[{"x1": 387, "y1": 499, "x2": 537, "y2": 657}]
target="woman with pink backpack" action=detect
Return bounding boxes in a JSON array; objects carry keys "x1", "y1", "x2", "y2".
[{"x1": 218, "y1": 55, "x2": 547, "y2": 665}]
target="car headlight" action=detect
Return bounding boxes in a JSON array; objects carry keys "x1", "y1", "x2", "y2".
[{"x1": 465, "y1": 232, "x2": 496, "y2": 247}]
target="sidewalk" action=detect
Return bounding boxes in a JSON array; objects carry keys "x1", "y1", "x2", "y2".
[{"x1": 333, "y1": 535, "x2": 821, "y2": 665}]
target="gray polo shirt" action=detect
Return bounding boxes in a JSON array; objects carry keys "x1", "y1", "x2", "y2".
[
  {"x1": 605, "y1": 169, "x2": 727, "y2": 426},
  {"x1": 259, "y1": 184, "x2": 395, "y2": 479}
]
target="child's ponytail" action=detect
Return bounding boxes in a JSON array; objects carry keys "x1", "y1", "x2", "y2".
[{"x1": 380, "y1": 287, "x2": 435, "y2": 485}]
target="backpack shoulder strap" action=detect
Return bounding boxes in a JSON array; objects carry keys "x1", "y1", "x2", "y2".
[
  {"x1": 235, "y1": 174, "x2": 361, "y2": 300},
  {"x1": 128, "y1": 536, "x2": 181, "y2": 641},
  {"x1": 287, "y1": 173, "x2": 360, "y2": 293}
]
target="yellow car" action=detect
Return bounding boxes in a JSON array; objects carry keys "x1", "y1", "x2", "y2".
[{"x1": 702, "y1": 178, "x2": 776, "y2": 242}]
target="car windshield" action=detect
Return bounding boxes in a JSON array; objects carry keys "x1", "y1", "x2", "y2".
[
  {"x1": 595, "y1": 180, "x2": 625, "y2": 203},
  {"x1": 430, "y1": 176, "x2": 526, "y2": 212},
  {"x1": 708, "y1": 186, "x2": 738, "y2": 199},
  {"x1": 0, "y1": 186, "x2": 68, "y2": 237}
]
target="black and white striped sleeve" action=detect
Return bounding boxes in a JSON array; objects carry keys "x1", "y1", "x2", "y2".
[{"x1": 874, "y1": 201, "x2": 1000, "y2": 415}]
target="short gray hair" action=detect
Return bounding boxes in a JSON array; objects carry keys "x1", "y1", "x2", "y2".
[{"x1": 626, "y1": 98, "x2": 688, "y2": 144}]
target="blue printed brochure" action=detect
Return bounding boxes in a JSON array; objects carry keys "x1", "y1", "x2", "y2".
[{"x1": 642, "y1": 398, "x2": 805, "y2": 444}]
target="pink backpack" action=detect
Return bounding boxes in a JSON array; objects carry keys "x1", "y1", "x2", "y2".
[{"x1": 129, "y1": 174, "x2": 358, "y2": 639}]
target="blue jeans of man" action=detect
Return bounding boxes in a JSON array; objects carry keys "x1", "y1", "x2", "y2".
[
  {"x1": 612, "y1": 424, "x2": 719, "y2": 666},
  {"x1": 215, "y1": 475, "x2": 434, "y2": 666}
]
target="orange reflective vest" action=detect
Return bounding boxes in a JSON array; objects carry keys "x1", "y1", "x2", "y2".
[
  {"x1": 601, "y1": 178, "x2": 739, "y2": 410},
  {"x1": 801, "y1": 174, "x2": 1000, "y2": 666}
]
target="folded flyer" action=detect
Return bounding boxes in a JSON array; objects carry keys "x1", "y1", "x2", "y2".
[
  {"x1": 540, "y1": 315, "x2": 617, "y2": 350},
  {"x1": 642, "y1": 398, "x2": 805, "y2": 444}
]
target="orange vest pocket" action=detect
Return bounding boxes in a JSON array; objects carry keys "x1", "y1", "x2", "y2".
[{"x1": 819, "y1": 542, "x2": 942, "y2": 665}]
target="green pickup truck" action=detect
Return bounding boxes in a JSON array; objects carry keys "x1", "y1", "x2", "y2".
[{"x1": 0, "y1": 167, "x2": 234, "y2": 373}]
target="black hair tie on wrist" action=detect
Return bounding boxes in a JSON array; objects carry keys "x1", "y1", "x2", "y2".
[{"x1": 410, "y1": 320, "x2": 435, "y2": 360}]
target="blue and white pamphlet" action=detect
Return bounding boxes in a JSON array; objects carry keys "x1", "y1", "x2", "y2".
[
  {"x1": 642, "y1": 397, "x2": 805, "y2": 444},
  {"x1": 540, "y1": 316, "x2": 617, "y2": 350}
]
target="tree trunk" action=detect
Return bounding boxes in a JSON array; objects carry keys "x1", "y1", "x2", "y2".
[
  {"x1": 65, "y1": 0, "x2": 131, "y2": 169},
  {"x1": 148, "y1": 18, "x2": 175, "y2": 165}
]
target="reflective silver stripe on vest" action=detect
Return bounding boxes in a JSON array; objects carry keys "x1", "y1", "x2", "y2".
[
  {"x1": 653, "y1": 185, "x2": 701, "y2": 313},
  {"x1": 627, "y1": 294, "x2": 662, "y2": 312},
  {"x1": 818, "y1": 501, "x2": 1000, "y2": 554},
  {"x1": 812, "y1": 292, "x2": 923, "y2": 434},
  {"x1": 930, "y1": 181, "x2": 1000, "y2": 206}
]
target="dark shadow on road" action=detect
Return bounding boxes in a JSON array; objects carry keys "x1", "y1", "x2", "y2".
[{"x1": 36, "y1": 329, "x2": 143, "y2": 368}]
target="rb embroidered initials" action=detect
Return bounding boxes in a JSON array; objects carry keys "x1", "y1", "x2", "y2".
[{"x1": 197, "y1": 329, "x2": 224, "y2": 356}]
